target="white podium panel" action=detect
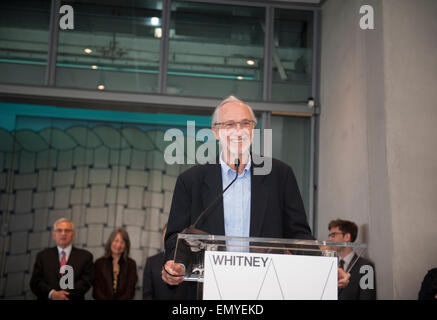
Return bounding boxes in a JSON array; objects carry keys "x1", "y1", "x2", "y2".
[{"x1": 203, "y1": 251, "x2": 337, "y2": 300}]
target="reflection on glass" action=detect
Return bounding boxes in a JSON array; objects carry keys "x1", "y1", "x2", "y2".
[
  {"x1": 56, "y1": 0, "x2": 162, "y2": 93},
  {"x1": 271, "y1": 115, "x2": 310, "y2": 213},
  {"x1": 0, "y1": 0, "x2": 50, "y2": 85},
  {"x1": 271, "y1": 9, "x2": 313, "y2": 102},
  {"x1": 167, "y1": 1, "x2": 265, "y2": 99}
]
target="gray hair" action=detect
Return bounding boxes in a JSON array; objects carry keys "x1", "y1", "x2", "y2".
[
  {"x1": 211, "y1": 95, "x2": 257, "y2": 127},
  {"x1": 53, "y1": 218, "x2": 74, "y2": 231}
]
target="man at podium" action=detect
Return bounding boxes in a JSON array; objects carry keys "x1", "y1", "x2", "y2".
[{"x1": 161, "y1": 96, "x2": 349, "y2": 293}]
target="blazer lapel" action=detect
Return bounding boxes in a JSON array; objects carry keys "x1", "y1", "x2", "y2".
[
  {"x1": 201, "y1": 163, "x2": 225, "y2": 235},
  {"x1": 67, "y1": 246, "x2": 75, "y2": 266},
  {"x1": 52, "y1": 247, "x2": 61, "y2": 281},
  {"x1": 346, "y1": 253, "x2": 359, "y2": 273},
  {"x1": 105, "y1": 258, "x2": 114, "y2": 288},
  {"x1": 249, "y1": 161, "x2": 269, "y2": 237}
]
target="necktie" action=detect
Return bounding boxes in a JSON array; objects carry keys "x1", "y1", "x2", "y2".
[
  {"x1": 60, "y1": 250, "x2": 67, "y2": 275},
  {"x1": 339, "y1": 259, "x2": 345, "y2": 270}
]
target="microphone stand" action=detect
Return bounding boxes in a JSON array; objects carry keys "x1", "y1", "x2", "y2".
[
  {"x1": 164, "y1": 158, "x2": 241, "y2": 279},
  {"x1": 181, "y1": 158, "x2": 241, "y2": 235}
]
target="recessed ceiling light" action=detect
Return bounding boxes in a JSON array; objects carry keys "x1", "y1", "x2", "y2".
[
  {"x1": 84, "y1": 48, "x2": 92, "y2": 54},
  {"x1": 246, "y1": 59, "x2": 255, "y2": 66},
  {"x1": 91, "y1": 65, "x2": 98, "y2": 70},
  {"x1": 237, "y1": 76, "x2": 244, "y2": 80},
  {"x1": 97, "y1": 85, "x2": 105, "y2": 90},
  {"x1": 151, "y1": 17, "x2": 160, "y2": 26},
  {"x1": 154, "y1": 28, "x2": 162, "y2": 38}
]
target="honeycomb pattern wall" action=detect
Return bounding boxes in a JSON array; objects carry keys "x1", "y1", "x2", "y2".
[{"x1": 0, "y1": 125, "x2": 194, "y2": 299}]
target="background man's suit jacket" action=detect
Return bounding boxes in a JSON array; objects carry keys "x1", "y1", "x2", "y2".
[
  {"x1": 30, "y1": 246, "x2": 94, "y2": 300},
  {"x1": 143, "y1": 251, "x2": 189, "y2": 300},
  {"x1": 338, "y1": 254, "x2": 376, "y2": 300},
  {"x1": 418, "y1": 268, "x2": 437, "y2": 300},
  {"x1": 165, "y1": 157, "x2": 314, "y2": 261}
]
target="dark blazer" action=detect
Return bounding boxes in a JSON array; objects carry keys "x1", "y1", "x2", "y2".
[
  {"x1": 418, "y1": 268, "x2": 437, "y2": 300},
  {"x1": 338, "y1": 254, "x2": 376, "y2": 300},
  {"x1": 30, "y1": 246, "x2": 94, "y2": 300},
  {"x1": 92, "y1": 256, "x2": 138, "y2": 300},
  {"x1": 165, "y1": 157, "x2": 314, "y2": 261},
  {"x1": 143, "y1": 252, "x2": 189, "y2": 300}
]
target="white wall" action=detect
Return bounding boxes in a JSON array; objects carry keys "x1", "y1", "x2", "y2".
[
  {"x1": 318, "y1": 0, "x2": 371, "y2": 241},
  {"x1": 382, "y1": 0, "x2": 437, "y2": 299},
  {"x1": 318, "y1": 0, "x2": 437, "y2": 299}
]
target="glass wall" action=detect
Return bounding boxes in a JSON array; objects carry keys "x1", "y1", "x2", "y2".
[
  {"x1": 271, "y1": 115, "x2": 311, "y2": 213},
  {"x1": 271, "y1": 9, "x2": 313, "y2": 102},
  {"x1": 167, "y1": 1, "x2": 265, "y2": 99},
  {"x1": 0, "y1": 0, "x2": 51, "y2": 85},
  {"x1": 0, "y1": 1, "x2": 315, "y2": 102},
  {"x1": 56, "y1": 0, "x2": 162, "y2": 93}
]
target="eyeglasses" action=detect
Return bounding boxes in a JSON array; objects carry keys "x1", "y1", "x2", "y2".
[
  {"x1": 214, "y1": 120, "x2": 255, "y2": 130},
  {"x1": 328, "y1": 232, "x2": 345, "y2": 238},
  {"x1": 55, "y1": 229, "x2": 73, "y2": 233}
]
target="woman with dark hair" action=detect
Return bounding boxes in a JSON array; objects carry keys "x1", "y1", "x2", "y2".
[{"x1": 93, "y1": 228, "x2": 138, "y2": 300}]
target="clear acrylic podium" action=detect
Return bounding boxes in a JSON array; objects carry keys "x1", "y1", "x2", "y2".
[{"x1": 173, "y1": 233, "x2": 367, "y2": 300}]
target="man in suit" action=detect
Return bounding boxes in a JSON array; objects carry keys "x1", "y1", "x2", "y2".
[
  {"x1": 30, "y1": 218, "x2": 94, "y2": 300},
  {"x1": 143, "y1": 224, "x2": 188, "y2": 299},
  {"x1": 328, "y1": 219, "x2": 376, "y2": 300},
  {"x1": 418, "y1": 268, "x2": 437, "y2": 300},
  {"x1": 161, "y1": 95, "x2": 350, "y2": 291}
]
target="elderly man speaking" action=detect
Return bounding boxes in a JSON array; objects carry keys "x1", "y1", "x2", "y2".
[{"x1": 161, "y1": 95, "x2": 317, "y2": 287}]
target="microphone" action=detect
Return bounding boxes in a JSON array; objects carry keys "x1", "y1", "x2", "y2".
[
  {"x1": 182, "y1": 157, "x2": 241, "y2": 235},
  {"x1": 164, "y1": 158, "x2": 241, "y2": 279}
]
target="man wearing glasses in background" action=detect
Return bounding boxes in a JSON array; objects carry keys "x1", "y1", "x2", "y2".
[
  {"x1": 328, "y1": 219, "x2": 376, "y2": 300},
  {"x1": 30, "y1": 218, "x2": 94, "y2": 300},
  {"x1": 162, "y1": 95, "x2": 350, "y2": 294}
]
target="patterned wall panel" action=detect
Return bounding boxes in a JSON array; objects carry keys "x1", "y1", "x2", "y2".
[{"x1": 0, "y1": 125, "x2": 193, "y2": 300}]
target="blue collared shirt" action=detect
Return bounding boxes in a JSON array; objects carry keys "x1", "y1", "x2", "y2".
[{"x1": 219, "y1": 154, "x2": 252, "y2": 241}]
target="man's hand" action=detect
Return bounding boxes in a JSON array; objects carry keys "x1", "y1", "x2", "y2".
[
  {"x1": 338, "y1": 268, "x2": 351, "y2": 289},
  {"x1": 51, "y1": 290, "x2": 70, "y2": 300},
  {"x1": 161, "y1": 260, "x2": 185, "y2": 286}
]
